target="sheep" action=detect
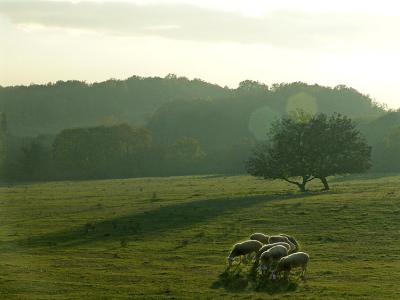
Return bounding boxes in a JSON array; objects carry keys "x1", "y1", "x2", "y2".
[
  {"x1": 255, "y1": 242, "x2": 291, "y2": 261},
  {"x1": 250, "y1": 233, "x2": 269, "y2": 244},
  {"x1": 274, "y1": 252, "x2": 310, "y2": 280},
  {"x1": 227, "y1": 240, "x2": 263, "y2": 270},
  {"x1": 279, "y1": 233, "x2": 300, "y2": 252},
  {"x1": 258, "y1": 245, "x2": 288, "y2": 275},
  {"x1": 268, "y1": 235, "x2": 296, "y2": 254}
]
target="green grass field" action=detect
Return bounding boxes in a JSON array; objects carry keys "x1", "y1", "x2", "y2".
[{"x1": 1, "y1": 174, "x2": 400, "y2": 299}]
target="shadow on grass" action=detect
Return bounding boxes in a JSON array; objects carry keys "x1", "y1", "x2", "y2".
[
  {"x1": 5, "y1": 191, "x2": 321, "y2": 250},
  {"x1": 211, "y1": 269, "x2": 250, "y2": 292},
  {"x1": 211, "y1": 268, "x2": 298, "y2": 294}
]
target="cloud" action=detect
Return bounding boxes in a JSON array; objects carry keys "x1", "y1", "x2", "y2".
[{"x1": 0, "y1": 1, "x2": 398, "y2": 49}]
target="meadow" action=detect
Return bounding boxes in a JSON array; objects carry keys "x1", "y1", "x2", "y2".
[{"x1": 0, "y1": 174, "x2": 399, "y2": 299}]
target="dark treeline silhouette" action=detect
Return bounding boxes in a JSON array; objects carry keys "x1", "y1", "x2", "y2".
[
  {"x1": 0, "y1": 74, "x2": 399, "y2": 182},
  {"x1": 0, "y1": 74, "x2": 228, "y2": 137}
]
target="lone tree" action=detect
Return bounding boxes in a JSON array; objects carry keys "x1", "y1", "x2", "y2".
[{"x1": 246, "y1": 112, "x2": 371, "y2": 191}]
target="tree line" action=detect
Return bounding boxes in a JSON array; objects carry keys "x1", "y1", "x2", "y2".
[
  {"x1": 0, "y1": 75, "x2": 399, "y2": 182},
  {"x1": 1, "y1": 121, "x2": 253, "y2": 181},
  {"x1": 0, "y1": 75, "x2": 384, "y2": 138}
]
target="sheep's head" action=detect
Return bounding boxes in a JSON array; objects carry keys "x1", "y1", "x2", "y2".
[
  {"x1": 227, "y1": 256, "x2": 235, "y2": 267},
  {"x1": 229, "y1": 246, "x2": 240, "y2": 258},
  {"x1": 275, "y1": 258, "x2": 286, "y2": 272}
]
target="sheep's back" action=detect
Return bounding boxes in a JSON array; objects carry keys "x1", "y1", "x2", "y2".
[
  {"x1": 263, "y1": 245, "x2": 288, "y2": 260},
  {"x1": 250, "y1": 233, "x2": 269, "y2": 244},
  {"x1": 283, "y1": 252, "x2": 309, "y2": 267}
]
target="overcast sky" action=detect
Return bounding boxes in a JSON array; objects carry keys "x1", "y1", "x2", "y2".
[{"x1": 1, "y1": 0, "x2": 400, "y2": 108}]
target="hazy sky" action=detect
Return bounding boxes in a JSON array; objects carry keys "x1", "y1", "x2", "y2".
[{"x1": 1, "y1": 0, "x2": 400, "y2": 108}]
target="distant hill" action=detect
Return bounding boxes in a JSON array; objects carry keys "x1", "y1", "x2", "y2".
[
  {"x1": 0, "y1": 75, "x2": 229, "y2": 136},
  {"x1": 148, "y1": 81, "x2": 386, "y2": 147},
  {"x1": 358, "y1": 111, "x2": 400, "y2": 145},
  {"x1": 358, "y1": 111, "x2": 400, "y2": 171},
  {"x1": 2, "y1": 75, "x2": 400, "y2": 181},
  {"x1": 0, "y1": 75, "x2": 385, "y2": 138}
]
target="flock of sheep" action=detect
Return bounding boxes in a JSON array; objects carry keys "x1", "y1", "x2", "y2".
[{"x1": 226, "y1": 233, "x2": 309, "y2": 280}]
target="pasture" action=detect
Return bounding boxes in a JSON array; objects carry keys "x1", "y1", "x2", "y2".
[{"x1": 0, "y1": 174, "x2": 399, "y2": 299}]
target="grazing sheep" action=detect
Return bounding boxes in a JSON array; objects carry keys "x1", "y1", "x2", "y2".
[
  {"x1": 259, "y1": 245, "x2": 288, "y2": 275},
  {"x1": 250, "y1": 233, "x2": 269, "y2": 244},
  {"x1": 275, "y1": 252, "x2": 310, "y2": 280},
  {"x1": 227, "y1": 240, "x2": 263, "y2": 269},
  {"x1": 269, "y1": 235, "x2": 296, "y2": 254},
  {"x1": 255, "y1": 242, "x2": 291, "y2": 261},
  {"x1": 279, "y1": 234, "x2": 300, "y2": 252}
]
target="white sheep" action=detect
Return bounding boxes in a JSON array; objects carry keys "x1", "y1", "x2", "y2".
[
  {"x1": 279, "y1": 233, "x2": 300, "y2": 252},
  {"x1": 258, "y1": 245, "x2": 288, "y2": 275},
  {"x1": 227, "y1": 240, "x2": 263, "y2": 269},
  {"x1": 274, "y1": 252, "x2": 310, "y2": 280},
  {"x1": 250, "y1": 233, "x2": 269, "y2": 244},
  {"x1": 268, "y1": 235, "x2": 296, "y2": 254},
  {"x1": 255, "y1": 242, "x2": 291, "y2": 261}
]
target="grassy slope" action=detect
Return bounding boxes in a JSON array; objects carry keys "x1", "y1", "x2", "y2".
[{"x1": 0, "y1": 175, "x2": 399, "y2": 299}]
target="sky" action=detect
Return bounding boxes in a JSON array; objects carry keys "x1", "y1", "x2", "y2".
[{"x1": 1, "y1": 0, "x2": 400, "y2": 108}]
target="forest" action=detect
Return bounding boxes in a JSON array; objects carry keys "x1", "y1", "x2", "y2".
[{"x1": 0, "y1": 74, "x2": 399, "y2": 181}]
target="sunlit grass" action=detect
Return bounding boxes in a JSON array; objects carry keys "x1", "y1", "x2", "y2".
[{"x1": 0, "y1": 174, "x2": 399, "y2": 299}]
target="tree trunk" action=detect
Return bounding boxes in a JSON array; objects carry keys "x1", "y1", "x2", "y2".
[
  {"x1": 297, "y1": 182, "x2": 307, "y2": 192},
  {"x1": 320, "y1": 177, "x2": 329, "y2": 190},
  {"x1": 283, "y1": 177, "x2": 307, "y2": 192}
]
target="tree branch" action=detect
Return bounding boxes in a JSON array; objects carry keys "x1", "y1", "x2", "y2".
[
  {"x1": 282, "y1": 177, "x2": 301, "y2": 186},
  {"x1": 305, "y1": 176, "x2": 316, "y2": 183}
]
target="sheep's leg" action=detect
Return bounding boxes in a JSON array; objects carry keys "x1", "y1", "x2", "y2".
[
  {"x1": 260, "y1": 264, "x2": 268, "y2": 276},
  {"x1": 225, "y1": 262, "x2": 231, "y2": 272},
  {"x1": 249, "y1": 251, "x2": 257, "y2": 262},
  {"x1": 243, "y1": 254, "x2": 250, "y2": 264},
  {"x1": 271, "y1": 271, "x2": 277, "y2": 280},
  {"x1": 253, "y1": 259, "x2": 259, "y2": 270},
  {"x1": 294, "y1": 270, "x2": 301, "y2": 280},
  {"x1": 284, "y1": 270, "x2": 289, "y2": 281},
  {"x1": 233, "y1": 260, "x2": 242, "y2": 273},
  {"x1": 301, "y1": 265, "x2": 307, "y2": 280},
  {"x1": 270, "y1": 271, "x2": 276, "y2": 280},
  {"x1": 274, "y1": 271, "x2": 281, "y2": 280},
  {"x1": 226, "y1": 257, "x2": 234, "y2": 271},
  {"x1": 231, "y1": 256, "x2": 242, "y2": 272},
  {"x1": 249, "y1": 251, "x2": 257, "y2": 261}
]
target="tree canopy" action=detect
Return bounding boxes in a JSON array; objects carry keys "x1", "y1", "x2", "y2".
[
  {"x1": 1, "y1": 75, "x2": 398, "y2": 183},
  {"x1": 246, "y1": 112, "x2": 371, "y2": 191},
  {"x1": 53, "y1": 124, "x2": 152, "y2": 179},
  {"x1": 0, "y1": 77, "x2": 384, "y2": 137}
]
